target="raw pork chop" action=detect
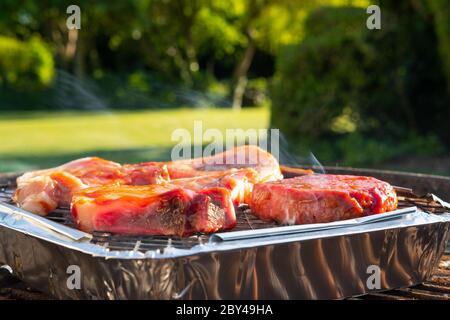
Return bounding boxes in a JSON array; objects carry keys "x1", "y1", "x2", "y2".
[
  {"x1": 71, "y1": 184, "x2": 236, "y2": 236},
  {"x1": 13, "y1": 157, "x2": 169, "y2": 215},
  {"x1": 166, "y1": 145, "x2": 285, "y2": 181},
  {"x1": 250, "y1": 174, "x2": 397, "y2": 225},
  {"x1": 170, "y1": 168, "x2": 259, "y2": 205},
  {"x1": 14, "y1": 145, "x2": 287, "y2": 215}
]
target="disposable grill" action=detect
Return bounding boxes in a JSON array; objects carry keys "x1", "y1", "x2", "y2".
[{"x1": 0, "y1": 167, "x2": 449, "y2": 300}]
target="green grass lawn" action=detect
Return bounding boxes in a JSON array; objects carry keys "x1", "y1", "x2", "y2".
[
  {"x1": 2, "y1": 107, "x2": 449, "y2": 176},
  {"x1": 0, "y1": 107, "x2": 269, "y2": 172}
]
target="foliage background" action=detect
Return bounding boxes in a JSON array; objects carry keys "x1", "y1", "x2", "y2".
[{"x1": 0, "y1": 0, "x2": 449, "y2": 174}]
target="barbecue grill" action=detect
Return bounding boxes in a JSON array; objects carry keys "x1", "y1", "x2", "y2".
[{"x1": 0, "y1": 167, "x2": 449, "y2": 300}]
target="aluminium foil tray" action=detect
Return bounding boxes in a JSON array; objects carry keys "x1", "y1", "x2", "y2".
[{"x1": 0, "y1": 198, "x2": 449, "y2": 299}]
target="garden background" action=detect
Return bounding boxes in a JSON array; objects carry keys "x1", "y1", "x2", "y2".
[{"x1": 1, "y1": 0, "x2": 449, "y2": 174}]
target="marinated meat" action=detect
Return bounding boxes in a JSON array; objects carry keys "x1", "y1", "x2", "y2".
[
  {"x1": 170, "y1": 168, "x2": 259, "y2": 205},
  {"x1": 250, "y1": 174, "x2": 398, "y2": 225},
  {"x1": 13, "y1": 157, "x2": 169, "y2": 215},
  {"x1": 71, "y1": 184, "x2": 236, "y2": 236},
  {"x1": 166, "y1": 145, "x2": 285, "y2": 182},
  {"x1": 14, "y1": 146, "x2": 285, "y2": 216}
]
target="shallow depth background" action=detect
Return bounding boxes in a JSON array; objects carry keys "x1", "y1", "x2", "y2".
[{"x1": 0, "y1": 0, "x2": 449, "y2": 175}]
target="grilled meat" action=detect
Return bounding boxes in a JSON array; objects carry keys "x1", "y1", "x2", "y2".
[
  {"x1": 250, "y1": 174, "x2": 398, "y2": 225},
  {"x1": 71, "y1": 184, "x2": 236, "y2": 236},
  {"x1": 13, "y1": 157, "x2": 169, "y2": 215},
  {"x1": 166, "y1": 145, "x2": 285, "y2": 181},
  {"x1": 170, "y1": 168, "x2": 259, "y2": 205},
  {"x1": 13, "y1": 146, "x2": 285, "y2": 216}
]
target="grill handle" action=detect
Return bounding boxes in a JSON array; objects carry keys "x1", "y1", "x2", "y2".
[{"x1": 210, "y1": 206, "x2": 417, "y2": 242}]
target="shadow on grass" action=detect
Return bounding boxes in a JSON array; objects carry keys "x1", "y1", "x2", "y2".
[
  {"x1": 0, "y1": 147, "x2": 174, "y2": 173},
  {"x1": 0, "y1": 110, "x2": 131, "y2": 121},
  {"x1": 2, "y1": 146, "x2": 450, "y2": 177},
  {"x1": 0, "y1": 107, "x2": 198, "y2": 121}
]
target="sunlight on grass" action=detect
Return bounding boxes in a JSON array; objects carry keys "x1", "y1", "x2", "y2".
[{"x1": 0, "y1": 107, "x2": 269, "y2": 171}]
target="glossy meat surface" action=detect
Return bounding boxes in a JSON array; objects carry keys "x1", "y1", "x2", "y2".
[
  {"x1": 13, "y1": 157, "x2": 169, "y2": 215},
  {"x1": 170, "y1": 168, "x2": 259, "y2": 205},
  {"x1": 166, "y1": 145, "x2": 283, "y2": 182},
  {"x1": 71, "y1": 184, "x2": 236, "y2": 236},
  {"x1": 70, "y1": 168, "x2": 258, "y2": 235},
  {"x1": 251, "y1": 174, "x2": 398, "y2": 225},
  {"x1": 14, "y1": 146, "x2": 284, "y2": 216}
]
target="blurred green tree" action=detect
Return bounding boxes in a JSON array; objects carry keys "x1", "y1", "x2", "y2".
[
  {"x1": 0, "y1": 36, "x2": 54, "y2": 90},
  {"x1": 425, "y1": 0, "x2": 450, "y2": 91},
  {"x1": 0, "y1": 0, "x2": 335, "y2": 106},
  {"x1": 271, "y1": 1, "x2": 450, "y2": 165}
]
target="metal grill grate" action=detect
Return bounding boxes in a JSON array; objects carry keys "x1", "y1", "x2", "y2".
[
  {"x1": 2, "y1": 181, "x2": 448, "y2": 253},
  {"x1": 0, "y1": 181, "x2": 281, "y2": 251},
  {"x1": 0, "y1": 179, "x2": 446, "y2": 252}
]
